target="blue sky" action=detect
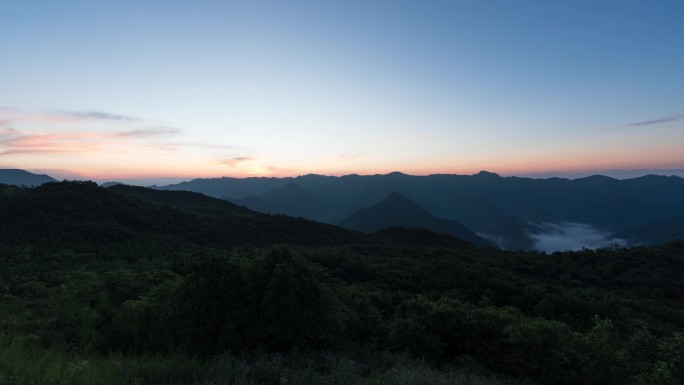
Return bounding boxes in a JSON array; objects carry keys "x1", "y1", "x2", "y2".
[{"x1": 1, "y1": 0, "x2": 683, "y2": 182}]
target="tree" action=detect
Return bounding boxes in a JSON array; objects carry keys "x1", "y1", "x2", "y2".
[{"x1": 245, "y1": 246, "x2": 336, "y2": 351}]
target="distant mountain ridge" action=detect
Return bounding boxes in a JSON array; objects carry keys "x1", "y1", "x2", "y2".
[
  {"x1": 339, "y1": 192, "x2": 493, "y2": 247},
  {"x1": 0, "y1": 169, "x2": 56, "y2": 186},
  {"x1": 159, "y1": 171, "x2": 684, "y2": 249}
]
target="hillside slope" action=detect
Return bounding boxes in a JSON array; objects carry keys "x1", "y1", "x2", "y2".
[
  {"x1": 0, "y1": 169, "x2": 56, "y2": 186},
  {"x1": 0, "y1": 181, "x2": 367, "y2": 250},
  {"x1": 339, "y1": 192, "x2": 493, "y2": 247}
]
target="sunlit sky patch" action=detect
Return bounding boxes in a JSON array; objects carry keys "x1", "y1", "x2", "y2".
[{"x1": 1, "y1": 0, "x2": 683, "y2": 183}]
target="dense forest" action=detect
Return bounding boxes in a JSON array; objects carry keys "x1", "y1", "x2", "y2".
[{"x1": 1, "y1": 181, "x2": 683, "y2": 384}]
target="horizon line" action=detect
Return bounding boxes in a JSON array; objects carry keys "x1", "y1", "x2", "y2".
[{"x1": 6, "y1": 167, "x2": 684, "y2": 186}]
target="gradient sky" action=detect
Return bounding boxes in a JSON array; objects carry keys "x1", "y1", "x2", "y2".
[{"x1": 1, "y1": 0, "x2": 683, "y2": 183}]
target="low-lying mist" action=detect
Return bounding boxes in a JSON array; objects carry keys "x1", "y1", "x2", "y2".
[{"x1": 529, "y1": 222, "x2": 626, "y2": 253}]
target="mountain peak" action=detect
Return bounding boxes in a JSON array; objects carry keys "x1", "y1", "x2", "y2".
[
  {"x1": 581, "y1": 174, "x2": 616, "y2": 180},
  {"x1": 473, "y1": 170, "x2": 500, "y2": 178},
  {"x1": 384, "y1": 191, "x2": 412, "y2": 201},
  {"x1": 385, "y1": 171, "x2": 408, "y2": 177},
  {"x1": 339, "y1": 192, "x2": 491, "y2": 246},
  {"x1": 377, "y1": 192, "x2": 428, "y2": 214}
]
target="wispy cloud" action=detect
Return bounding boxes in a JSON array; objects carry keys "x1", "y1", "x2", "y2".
[
  {"x1": 218, "y1": 156, "x2": 255, "y2": 167},
  {"x1": 0, "y1": 106, "x2": 251, "y2": 179},
  {"x1": 0, "y1": 106, "x2": 139, "y2": 125},
  {"x1": 115, "y1": 127, "x2": 182, "y2": 137},
  {"x1": 262, "y1": 165, "x2": 295, "y2": 175},
  {"x1": 67, "y1": 111, "x2": 138, "y2": 122},
  {"x1": 610, "y1": 113, "x2": 684, "y2": 130},
  {"x1": 0, "y1": 131, "x2": 110, "y2": 156},
  {"x1": 1, "y1": 148, "x2": 96, "y2": 156},
  {"x1": 0, "y1": 129, "x2": 188, "y2": 156},
  {"x1": 0, "y1": 107, "x2": 186, "y2": 157},
  {"x1": 0, "y1": 127, "x2": 246, "y2": 161},
  {"x1": 0, "y1": 128, "x2": 20, "y2": 138}
]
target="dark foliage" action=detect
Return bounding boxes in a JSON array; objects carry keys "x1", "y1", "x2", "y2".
[{"x1": 1, "y1": 182, "x2": 683, "y2": 385}]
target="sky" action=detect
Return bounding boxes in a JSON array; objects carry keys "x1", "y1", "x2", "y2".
[{"x1": 1, "y1": 0, "x2": 683, "y2": 184}]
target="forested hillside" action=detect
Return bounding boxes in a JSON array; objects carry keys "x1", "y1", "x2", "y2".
[{"x1": 0, "y1": 182, "x2": 682, "y2": 385}]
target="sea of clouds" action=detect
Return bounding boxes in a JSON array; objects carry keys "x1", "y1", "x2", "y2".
[{"x1": 529, "y1": 222, "x2": 627, "y2": 253}]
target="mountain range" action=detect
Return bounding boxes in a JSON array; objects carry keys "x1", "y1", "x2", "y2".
[
  {"x1": 158, "y1": 171, "x2": 684, "y2": 250},
  {"x1": 3, "y1": 169, "x2": 684, "y2": 250}
]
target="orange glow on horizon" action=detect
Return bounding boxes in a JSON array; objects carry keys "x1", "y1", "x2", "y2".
[
  {"x1": 24, "y1": 158, "x2": 684, "y2": 183},
  {"x1": 5, "y1": 108, "x2": 683, "y2": 182}
]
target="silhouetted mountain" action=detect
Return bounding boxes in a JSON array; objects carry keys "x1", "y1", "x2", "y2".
[
  {"x1": 473, "y1": 170, "x2": 501, "y2": 179},
  {"x1": 339, "y1": 192, "x2": 493, "y2": 247},
  {"x1": 159, "y1": 176, "x2": 290, "y2": 198},
  {"x1": 159, "y1": 172, "x2": 684, "y2": 250},
  {"x1": 613, "y1": 215, "x2": 684, "y2": 246},
  {"x1": 108, "y1": 184, "x2": 254, "y2": 217},
  {"x1": 0, "y1": 181, "x2": 367, "y2": 250},
  {"x1": 231, "y1": 182, "x2": 348, "y2": 222},
  {"x1": 100, "y1": 181, "x2": 124, "y2": 187},
  {"x1": 0, "y1": 169, "x2": 56, "y2": 186},
  {"x1": 245, "y1": 183, "x2": 329, "y2": 220}
]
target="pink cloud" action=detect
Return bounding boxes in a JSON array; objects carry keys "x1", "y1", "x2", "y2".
[
  {"x1": 0, "y1": 132, "x2": 105, "y2": 155},
  {"x1": 0, "y1": 106, "x2": 252, "y2": 179},
  {"x1": 0, "y1": 129, "x2": 181, "y2": 156},
  {"x1": 0, "y1": 128, "x2": 20, "y2": 137}
]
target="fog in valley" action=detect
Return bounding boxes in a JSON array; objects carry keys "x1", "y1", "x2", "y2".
[{"x1": 530, "y1": 222, "x2": 627, "y2": 253}]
